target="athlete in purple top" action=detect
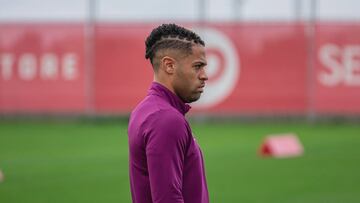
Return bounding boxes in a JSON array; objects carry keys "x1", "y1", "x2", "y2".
[{"x1": 128, "y1": 24, "x2": 209, "y2": 203}]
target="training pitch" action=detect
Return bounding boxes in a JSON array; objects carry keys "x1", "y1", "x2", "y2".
[{"x1": 0, "y1": 119, "x2": 359, "y2": 203}]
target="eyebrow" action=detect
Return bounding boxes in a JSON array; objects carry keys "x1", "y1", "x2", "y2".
[{"x1": 193, "y1": 61, "x2": 207, "y2": 66}]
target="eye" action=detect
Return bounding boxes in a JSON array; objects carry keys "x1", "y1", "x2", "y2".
[{"x1": 194, "y1": 64, "x2": 202, "y2": 70}]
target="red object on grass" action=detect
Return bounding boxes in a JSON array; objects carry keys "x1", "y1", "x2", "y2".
[{"x1": 259, "y1": 133, "x2": 304, "y2": 158}]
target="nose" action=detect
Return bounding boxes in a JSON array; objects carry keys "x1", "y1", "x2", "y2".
[{"x1": 199, "y1": 68, "x2": 208, "y2": 81}]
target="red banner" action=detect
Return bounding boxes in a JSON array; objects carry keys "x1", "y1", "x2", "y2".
[
  {"x1": 94, "y1": 23, "x2": 308, "y2": 114},
  {"x1": 314, "y1": 23, "x2": 360, "y2": 114},
  {"x1": 1, "y1": 22, "x2": 360, "y2": 115},
  {"x1": 0, "y1": 24, "x2": 86, "y2": 113},
  {"x1": 94, "y1": 24, "x2": 154, "y2": 112}
]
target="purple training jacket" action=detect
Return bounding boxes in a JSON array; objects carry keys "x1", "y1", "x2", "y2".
[{"x1": 128, "y1": 82, "x2": 209, "y2": 203}]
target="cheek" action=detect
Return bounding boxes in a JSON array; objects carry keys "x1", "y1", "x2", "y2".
[
  {"x1": 183, "y1": 67, "x2": 197, "y2": 79},
  {"x1": 176, "y1": 67, "x2": 190, "y2": 81},
  {"x1": 175, "y1": 66, "x2": 198, "y2": 89},
  {"x1": 175, "y1": 71, "x2": 192, "y2": 92},
  {"x1": 183, "y1": 71, "x2": 198, "y2": 87}
]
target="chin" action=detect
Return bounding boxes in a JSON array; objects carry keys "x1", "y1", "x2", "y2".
[{"x1": 186, "y1": 94, "x2": 201, "y2": 103}]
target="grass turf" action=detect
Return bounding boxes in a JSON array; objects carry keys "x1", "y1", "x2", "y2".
[{"x1": 0, "y1": 120, "x2": 359, "y2": 203}]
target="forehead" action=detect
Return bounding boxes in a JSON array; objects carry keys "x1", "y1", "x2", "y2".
[{"x1": 187, "y1": 44, "x2": 206, "y2": 62}]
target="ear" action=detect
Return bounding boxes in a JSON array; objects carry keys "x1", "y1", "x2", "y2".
[{"x1": 161, "y1": 56, "x2": 176, "y2": 74}]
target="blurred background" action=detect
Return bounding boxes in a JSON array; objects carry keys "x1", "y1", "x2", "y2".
[{"x1": 0, "y1": 0, "x2": 359, "y2": 202}]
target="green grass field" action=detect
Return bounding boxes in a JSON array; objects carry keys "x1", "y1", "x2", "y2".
[{"x1": 0, "y1": 120, "x2": 359, "y2": 203}]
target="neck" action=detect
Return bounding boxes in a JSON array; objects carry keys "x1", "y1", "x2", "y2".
[{"x1": 154, "y1": 75, "x2": 175, "y2": 94}]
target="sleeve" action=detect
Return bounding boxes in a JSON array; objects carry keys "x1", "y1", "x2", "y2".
[{"x1": 144, "y1": 111, "x2": 189, "y2": 203}]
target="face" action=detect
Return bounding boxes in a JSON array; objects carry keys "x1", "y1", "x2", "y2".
[{"x1": 172, "y1": 45, "x2": 208, "y2": 103}]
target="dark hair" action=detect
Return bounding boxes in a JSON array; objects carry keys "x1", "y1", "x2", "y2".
[{"x1": 145, "y1": 23, "x2": 205, "y2": 65}]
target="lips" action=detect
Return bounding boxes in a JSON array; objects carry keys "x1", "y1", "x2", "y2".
[{"x1": 197, "y1": 84, "x2": 205, "y2": 92}]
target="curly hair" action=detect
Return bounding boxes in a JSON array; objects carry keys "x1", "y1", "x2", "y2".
[{"x1": 145, "y1": 24, "x2": 205, "y2": 66}]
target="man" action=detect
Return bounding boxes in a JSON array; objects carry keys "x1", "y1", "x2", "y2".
[{"x1": 127, "y1": 23, "x2": 209, "y2": 203}]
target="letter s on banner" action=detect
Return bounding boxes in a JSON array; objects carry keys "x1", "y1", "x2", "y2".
[
  {"x1": 318, "y1": 43, "x2": 343, "y2": 87},
  {"x1": 318, "y1": 43, "x2": 360, "y2": 87},
  {"x1": 192, "y1": 27, "x2": 240, "y2": 109}
]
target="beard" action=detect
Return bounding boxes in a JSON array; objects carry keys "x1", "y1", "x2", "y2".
[{"x1": 178, "y1": 90, "x2": 202, "y2": 103}]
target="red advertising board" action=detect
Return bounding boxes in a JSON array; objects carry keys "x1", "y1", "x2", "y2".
[
  {"x1": 0, "y1": 22, "x2": 359, "y2": 115},
  {"x1": 0, "y1": 23, "x2": 86, "y2": 113},
  {"x1": 94, "y1": 24, "x2": 154, "y2": 112},
  {"x1": 314, "y1": 23, "x2": 360, "y2": 114},
  {"x1": 94, "y1": 23, "x2": 308, "y2": 114}
]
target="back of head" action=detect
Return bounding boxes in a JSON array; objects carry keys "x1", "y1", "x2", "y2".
[{"x1": 145, "y1": 24, "x2": 205, "y2": 70}]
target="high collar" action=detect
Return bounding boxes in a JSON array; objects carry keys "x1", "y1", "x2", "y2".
[{"x1": 148, "y1": 82, "x2": 191, "y2": 115}]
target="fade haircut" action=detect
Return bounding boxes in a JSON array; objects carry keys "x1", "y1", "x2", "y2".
[{"x1": 145, "y1": 23, "x2": 205, "y2": 69}]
